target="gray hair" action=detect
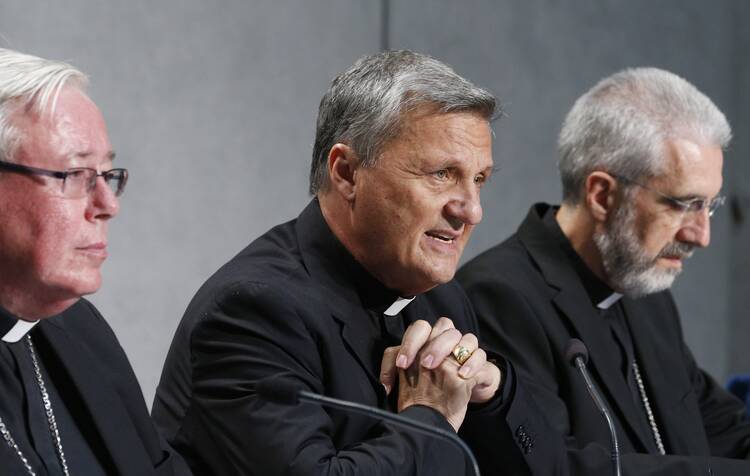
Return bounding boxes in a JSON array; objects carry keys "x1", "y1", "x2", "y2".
[
  {"x1": 309, "y1": 50, "x2": 497, "y2": 195},
  {"x1": 0, "y1": 48, "x2": 88, "y2": 162},
  {"x1": 558, "y1": 67, "x2": 731, "y2": 204}
]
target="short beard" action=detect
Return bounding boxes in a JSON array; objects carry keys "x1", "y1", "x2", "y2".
[{"x1": 593, "y1": 199, "x2": 694, "y2": 299}]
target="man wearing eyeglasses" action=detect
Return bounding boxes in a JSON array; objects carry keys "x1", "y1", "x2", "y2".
[
  {"x1": 458, "y1": 68, "x2": 750, "y2": 475},
  {"x1": 0, "y1": 48, "x2": 187, "y2": 475}
]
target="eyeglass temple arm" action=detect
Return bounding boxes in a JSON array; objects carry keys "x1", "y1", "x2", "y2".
[{"x1": 0, "y1": 160, "x2": 67, "y2": 179}]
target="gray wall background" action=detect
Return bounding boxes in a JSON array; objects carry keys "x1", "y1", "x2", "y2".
[{"x1": 0, "y1": 1, "x2": 747, "y2": 406}]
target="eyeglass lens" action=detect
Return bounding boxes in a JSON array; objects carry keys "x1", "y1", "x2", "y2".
[{"x1": 62, "y1": 169, "x2": 128, "y2": 197}]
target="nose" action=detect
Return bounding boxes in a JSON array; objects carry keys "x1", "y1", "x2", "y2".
[
  {"x1": 677, "y1": 210, "x2": 711, "y2": 248},
  {"x1": 445, "y1": 182, "x2": 483, "y2": 226},
  {"x1": 85, "y1": 176, "x2": 119, "y2": 221}
]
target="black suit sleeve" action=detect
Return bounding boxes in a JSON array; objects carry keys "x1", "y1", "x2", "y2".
[
  {"x1": 184, "y1": 281, "x2": 462, "y2": 476},
  {"x1": 464, "y1": 278, "x2": 750, "y2": 476},
  {"x1": 663, "y1": 296, "x2": 750, "y2": 460}
]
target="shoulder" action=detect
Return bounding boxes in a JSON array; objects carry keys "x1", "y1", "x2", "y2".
[
  {"x1": 459, "y1": 233, "x2": 531, "y2": 284},
  {"x1": 458, "y1": 233, "x2": 546, "y2": 304},
  {"x1": 179, "y1": 218, "x2": 315, "y2": 325}
]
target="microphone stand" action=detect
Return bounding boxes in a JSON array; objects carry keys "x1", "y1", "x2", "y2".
[{"x1": 298, "y1": 390, "x2": 482, "y2": 476}]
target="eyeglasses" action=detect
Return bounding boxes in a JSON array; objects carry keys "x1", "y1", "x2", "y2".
[
  {"x1": 0, "y1": 159, "x2": 128, "y2": 198},
  {"x1": 611, "y1": 173, "x2": 725, "y2": 218}
]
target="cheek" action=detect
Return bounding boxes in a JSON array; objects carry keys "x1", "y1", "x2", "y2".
[
  {"x1": 640, "y1": 220, "x2": 677, "y2": 256},
  {"x1": 362, "y1": 185, "x2": 424, "y2": 237},
  {"x1": 33, "y1": 223, "x2": 76, "y2": 270},
  {"x1": 31, "y1": 206, "x2": 84, "y2": 263}
]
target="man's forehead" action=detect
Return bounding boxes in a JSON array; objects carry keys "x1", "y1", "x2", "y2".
[
  {"x1": 654, "y1": 138, "x2": 723, "y2": 192},
  {"x1": 11, "y1": 98, "x2": 113, "y2": 168}
]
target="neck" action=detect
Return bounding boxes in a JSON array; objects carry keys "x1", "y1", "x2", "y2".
[
  {"x1": 0, "y1": 285, "x2": 75, "y2": 321},
  {"x1": 555, "y1": 202, "x2": 610, "y2": 284}
]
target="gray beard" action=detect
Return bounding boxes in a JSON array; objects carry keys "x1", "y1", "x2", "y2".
[{"x1": 593, "y1": 204, "x2": 694, "y2": 299}]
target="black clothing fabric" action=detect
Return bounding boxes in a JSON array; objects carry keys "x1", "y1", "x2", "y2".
[
  {"x1": 542, "y1": 207, "x2": 658, "y2": 449},
  {"x1": 458, "y1": 203, "x2": 750, "y2": 475},
  {"x1": 0, "y1": 300, "x2": 189, "y2": 476},
  {"x1": 153, "y1": 199, "x2": 567, "y2": 476},
  {"x1": 3, "y1": 333, "x2": 107, "y2": 475}
]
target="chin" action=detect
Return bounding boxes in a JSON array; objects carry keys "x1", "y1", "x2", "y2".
[
  {"x1": 61, "y1": 274, "x2": 102, "y2": 298},
  {"x1": 422, "y1": 267, "x2": 456, "y2": 289}
]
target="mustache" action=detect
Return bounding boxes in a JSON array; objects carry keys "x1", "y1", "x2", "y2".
[{"x1": 657, "y1": 241, "x2": 695, "y2": 260}]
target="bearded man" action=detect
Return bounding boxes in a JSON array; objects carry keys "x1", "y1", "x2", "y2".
[{"x1": 458, "y1": 68, "x2": 750, "y2": 475}]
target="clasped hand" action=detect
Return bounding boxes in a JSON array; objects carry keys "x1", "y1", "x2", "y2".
[{"x1": 379, "y1": 317, "x2": 501, "y2": 431}]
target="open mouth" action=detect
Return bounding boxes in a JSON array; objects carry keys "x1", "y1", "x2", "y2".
[{"x1": 425, "y1": 231, "x2": 456, "y2": 243}]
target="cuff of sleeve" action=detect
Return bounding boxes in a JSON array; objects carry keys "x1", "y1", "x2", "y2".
[
  {"x1": 400, "y1": 404, "x2": 456, "y2": 433},
  {"x1": 468, "y1": 355, "x2": 514, "y2": 414}
]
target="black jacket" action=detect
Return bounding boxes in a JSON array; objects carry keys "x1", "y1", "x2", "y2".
[
  {"x1": 458, "y1": 203, "x2": 750, "y2": 475},
  {"x1": 152, "y1": 200, "x2": 567, "y2": 476},
  {"x1": 0, "y1": 299, "x2": 188, "y2": 476}
]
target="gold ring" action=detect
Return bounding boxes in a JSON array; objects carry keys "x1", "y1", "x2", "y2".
[{"x1": 452, "y1": 345, "x2": 472, "y2": 365}]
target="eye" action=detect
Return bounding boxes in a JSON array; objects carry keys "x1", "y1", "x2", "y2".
[
  {"x1": 686, "y1": 199, "x2": 706, "y2": 213},
  {"x1": 433, "y1": 169, "x2": 450, "y2": 181},
  {"x1": 66, "y1": 169, "x2": 88, "y2": 178},
  {"x1": 474, "y1": 173, "x2": 487, "y2": 186}
]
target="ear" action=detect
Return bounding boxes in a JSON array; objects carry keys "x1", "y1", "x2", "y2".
[
  {"x1": 326, "y1": 143, "x2": 359, "y2": 201},
  {"x1": 584, "y1": 171, "x2": 618, "y2": 223}
]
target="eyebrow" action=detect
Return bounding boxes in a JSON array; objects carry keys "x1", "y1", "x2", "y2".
[{"x1": 72, "y1": 151, "x2": 117, "y2": 161}]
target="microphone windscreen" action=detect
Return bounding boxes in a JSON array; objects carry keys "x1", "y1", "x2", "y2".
[
  {"x1": 565, "y1": 338, "x2": 589, "y2": 366},
  {"x1": 255, "y1": 376, "x2": 301, "y2": 406}
]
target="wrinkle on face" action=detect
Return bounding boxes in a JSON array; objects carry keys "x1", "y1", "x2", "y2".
[
  {"x1": 0, "y1": 87, "x2": 116, "y2": 318},
  {"x1": 347, "y1": 108, "x2": 493, "y2": 295}
]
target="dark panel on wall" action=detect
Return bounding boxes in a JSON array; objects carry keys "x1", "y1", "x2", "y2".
[
  {"x1": 389, "y1": 0, "x2": 738, "y2": 380},
  {"x1": 728, "y1": 0, "x2": 750, "y2": 378}
]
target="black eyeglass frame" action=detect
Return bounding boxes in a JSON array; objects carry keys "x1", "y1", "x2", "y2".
[
  {"x1": 0, "y1": 159, "x2": 128, "y2": 197},
  {"x1": 610, "y1": 173, "x2": 725, "y2": 218}
]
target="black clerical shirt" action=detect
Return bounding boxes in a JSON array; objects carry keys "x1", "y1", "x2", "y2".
[{"x1": 0, "y1": 306, "x2": 108, "y2": 475}]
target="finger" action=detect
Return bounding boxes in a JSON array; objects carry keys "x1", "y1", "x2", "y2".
[
  {"x1": 379, "y1": 346, "x2": 401, "y2": 394},
  {"x1": 418, "y1": 317, "x2": 457, "y2": 368},
  {"x1": 428, "y1": 317, "x2": 456, "y2": 340},
  {"x1": 452, "y1": 333, "x2": 479, "y2": 364},
  {"x1": 469, "y1": 361, "x2": 502, "y2": 403},
  {"x1": 396, "y1": 320, "x2": 432, "y2": 369},
  {"x1": 457, "y1": 347, "x2": 486, "y2": 379},
  {"x1": 424, "y1": 331, "x2": 479, "y2": 370},
  {"x1": 419, "y1": 328, "x2": 464, "y2": 369}
]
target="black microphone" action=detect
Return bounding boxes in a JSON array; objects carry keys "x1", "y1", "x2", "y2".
[
  {"x1": 256, "y1": 376, "x2": 481, "y2": 476},
  {"x1": 566, "y1": 338, "x2": 622, "y2": 476}
]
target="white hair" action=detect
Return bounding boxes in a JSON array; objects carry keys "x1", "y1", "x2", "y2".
[
  {"x1": 558, "y1": 67, "x2": 731, "y2": 204},
  {"x1": 0, "y1": 48, "x2": 88, "y2": 162}
]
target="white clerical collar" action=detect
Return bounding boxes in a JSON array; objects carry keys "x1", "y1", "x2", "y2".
[
  {"x1": 384, "y1": 296, "x2": 416, "y2": 316},
  {"x1": 597, "y1": 292, "x2": 623, "y2": 310},
  {"x1": 2, "y1": 319, "x2": 40, "y2": 343}
]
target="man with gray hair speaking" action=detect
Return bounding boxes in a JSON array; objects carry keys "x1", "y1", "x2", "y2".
[
  {"x1": 153, "y1": 50, "x2": 567, "y2": 475},
  {"x1": 0, "y1": 48, "x2": 188, "y2": 475},
  {"x1": 459, "y1": 68, "x2": 750, "y2": 475}
]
